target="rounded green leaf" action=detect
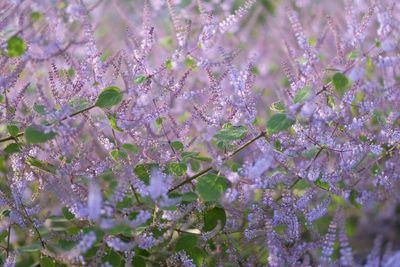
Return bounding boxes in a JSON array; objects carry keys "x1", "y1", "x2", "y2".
[
  {"x1": 266, "y1": 113, "x2": 295, "y2": 133},
  {"x1": 171, "y1": 141, "x2": 184, "y2": 151},
  {"x1": 95, "y1": 86, "x2": 123, "y2": 108},
  {"x1": 175, "y1": 233, "x2": 198, "y2": 252},
  {"x1": 7, "y1": 125, "x2": 19, "y2": 137},
  {"x1": 7, "y1": 36, "x2": 27, "y2": 57},
  {"x1": 4, "y1": 143, "x2": 20, "y2": 154},
  {"x1": 203, "y1": 207, "x2": 226, "y2": 231},
  {"x1": 25, "y1": 126, "x2": 56, "y2": 144},
  {"x1": 332, "y1": 73, "x2": 349, "y2": 97},
  {"x1": 196, "y1": 174, "x2": 229, "y2": 202}
]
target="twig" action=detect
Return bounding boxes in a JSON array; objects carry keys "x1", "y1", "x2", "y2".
[{"x1": 168, "y1": 131, "x2": 266, "y2": 193}]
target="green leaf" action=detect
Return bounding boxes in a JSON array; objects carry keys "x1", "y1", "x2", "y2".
[
  {"x1": 214, "y1": 125, "x2": 248, "y2": 142},
  {"x1": 103, "y1": 249, "x2": 124, "y2": 267},
  {"x1": 166, "y1": 162, "x2": 187, "y2": 176},
  {"x1": 132, "y1": 256, "x2": 146, "y2": 267},
  {"x1": 6, "y1": 125, "x2": 19, "y2": 137},
  {"x1": 196, "y1": 174, "x2": 229, "y2": 202},
  {"x1": 190, "y1": 160, "x2": 200, "y2": 172},
  {"x1": 175, "y1": 233, "x2": 198, "y2": 252},
  {"x1": 7, "y1": 36, "x2": 27, "y2": 57},
  {"x1": 186, "y1": 247, "x2": 206, "y2": 266},
  {"x1": 349, "y1": 190, "x2": 361, "y2": 208},
  {"x1": 26, "y1": 156, "x2": 57, "y2": 174},
  {"x1": 185, "y1": 56, "x2": 197, "y2": 70},
  {"x1": 171, "y1": 141, "x2": 184, "y2": 151},
  {"x1": 260, "y1": 0, "x2": 275, "y2": 14},
  {"x1": 301, "y1": 146, "x2": 319, "y2": 159},
  {"x1": 326, "y1": 94, "x2": 336, "y2": 109},
  {"x1": 95, "y1": 86, "x2": 123, "y2": 109},
  {"x1": 107, "y1": 113, "x2": 123, "y2": 132},
  {"x1": 40, "y1": 256, "x2": 55, "y2": 267},
  {"x1": 203, "y1": 207, "x2": 226, "y2": 231},
  {"x1": 33, "y1": 103, "x2": 47, "y2": 115},
  {"x1": 332, "y1": 73, "x2": 349, "y2": 98},
  {"x1": 315, "y1": 178, "x2": 329, "y2": 190},
  {"x1": 4, "y1": 143, "x2": 20, "y2": 154},
  {"x1": 266, "y1": 113, "x2": 295, "y2": 133},
  {"x1": 30, "y1": 11, "x2": 43, "y2": 22},
  {"x1": 61, "y1": 207, "x2": 75, "y2": 220},
  {"x1": 347, "y1": 51, "x2": 359, "y2": 60},
  {"x1": 25, "y1": 126, "x2": 56, "y2": 144},
  {"x1": 293, "y1": 86, "x2": 312, "y2": 103},
  {"x1": 18, "y1": 243, "x2": 41, "y2": 253},
  {"x1": 122, "y1": 143, "x2": 139, "y2": 154},
  {"x1": 110, "y1": 150, "x2": 127, "y2": 161},
  {"x1": 133, "y1": 164, "x2": 159, "y2": 185},
  {"x1": 134, "y1": 75, "x2": 147, "y2": 84},
  {"x1": 165, "y1": 59, "x2": 173, "y2": 70},
  {"x1": 155, "y1": 117, "x2": 163, "y2": 126},
  {"x1": 270, "y1": 101, "x2": 286, "y2": 112},
  {"x1": 181, "y1": 192, "x2": 198, "y2": 202}
]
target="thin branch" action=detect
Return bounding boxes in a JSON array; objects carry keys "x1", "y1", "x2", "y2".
[
  {"x1": 0, "y1": 105, "x2": 96, "y2": 144},
  {"x1": 168, "y1": 131, "x2": 266, "y2": 193}
]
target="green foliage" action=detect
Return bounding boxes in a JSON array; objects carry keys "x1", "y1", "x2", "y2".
[
  {"x1": 301, "y1": 146, "x2": 319, "y2": 158},
  {"x1": 326, "y1": 94, "x2": 336, "y2": 109},
  {"x1": 95, "y1": 86, "x2": 123, "y2": 109},
  {"x1": 171, "y1": 141, "x2": 184, "y2": 151},
  {"x1": 33, "y1": 103, "x2": 48, "y2": 115},
  {"x1": 332, "y1": 73, "x2": 349, "y2": 98},
  {"x1": 110, "y1": 150, "x2": 127, "y2": 161},
  {"x1": 7, "y1": 36, "x2": 27, "y2": 57},
  {"x1": 40, "y1": 256, "x2": 55, "y2": 267},
  {"x1": 165, "y1": 59, "x2": 173, "y2": 70},
  {"x1": 102, "y1": 249, "x2": 125, "y2": 266},
  {"x1": 260, "y1": 0, "x2": 276, "y2": 14},
  {"x1": 315, "y1": 178, "x2": 329, "y2": 190},
  {"x1": 25, "y1": 125, "x2": 56, "y2": 144},
  {"x1": 181, "y1": 192, "x2": 198, "y2": 202},
  {"x1": 7, "y1": 125, "x2": 19, "y2": 137},
  {"x1": 122, "y1": 143, "x2": 139, "y2": 154},
  {"x1": 185, "y1": 56, "x2": 198, "y2": 70},
  {"x1": 266, "y1": 113, "x2": 295, "y2": 133},
  {"x1": 270, "y1": 101, "x2": 286, "y2": 112},
  {"x1": 26, "y1": 156, "x2": 57, "y2": 174},
  {"x1": 196, "y1": 174, "x2": 229, "y2": 202},
  {"x1": 18, "y1": 243, "x2": 41, "y2": 253},
  {"x1": 107, "y1": 113, "x2": 123, "y2": 132},
  {"x1": 203, "y1": 207, "x2": 226, "y2": 231},
  {"x1": 293, "y1": 86, "x2": 312, "y2": 103},
  {"x1": 175, "y1": 233, "x2": 198, "y2": 252},
  {"x1": 133, "y1": 164, "x2": 157, "y2": 185},
  {"x1": 30, "y1": 11, "x2": 43, "y2": 22},
  {"x1": 166, "y1": 162, "x2": 187, "y2": 176},
  {"x1": 4, "y1": 143, "x2": 21, "y2": 154},
  {"x1": 134, "y1": 75, "x2": 148, "y2": 84},
  {"x1": 214, "y1": 124, "x2": 248, "y2": 142},
  {"x1": 61, "y1": 207, "x2": 75, "y2": 220},
  {"x1": 214, "y1": 124, "x2": 248, "y2": 150}
]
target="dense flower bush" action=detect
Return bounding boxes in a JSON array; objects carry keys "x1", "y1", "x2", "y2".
[{"x1": 0, "y1": 0, "x2": 400, "y2": 266}]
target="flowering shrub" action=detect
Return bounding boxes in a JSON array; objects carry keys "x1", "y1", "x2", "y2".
[{"x1": 0, "y1": 0, "x2": 400, "y2": 266}]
